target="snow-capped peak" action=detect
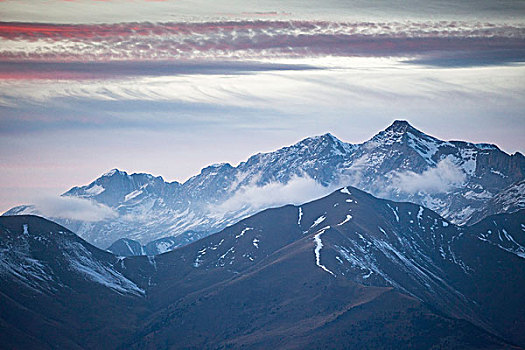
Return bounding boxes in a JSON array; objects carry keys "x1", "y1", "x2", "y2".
[
  {"x1": 368, "y1": 120, "x2": 432, "y2": 145},
  {"x1": 200, "y1": 162, "x2": 233, "y2": 174},
  {"x1": 387, "y1": 120, "x2": 414, "y2": 132},
  {"x1": 300, "y1": 132, "x2": 343, "y2": 145},
  {"x1": 362, "y1": 120, "x2": 448, "y2": 165},
  {"x1": 294, "y1": 132, "x2": 356, "y2": 156},
  {"x1": 475, "y1": 143, "x2": 500, "y2": 151},
  {"x1": 102, "y1": 168, "x2": 128, "y2": 177}
]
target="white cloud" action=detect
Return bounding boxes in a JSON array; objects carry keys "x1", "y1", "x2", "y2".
[
  {"x1": 210, "y1": 175, "x2": 336, "y2": 219},
  {"x1": 33, "y1": 196, "x2": 117, "y2": 222},
  {"x1": 389, "y1": 158, "x2": 466, "y2": 194}
]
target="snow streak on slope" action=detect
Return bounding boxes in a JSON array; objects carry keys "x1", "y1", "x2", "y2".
[
  {"x1": 0, "y1": 220, "x2": 144, "y2": 296},
  {"x1": 313, "y1": 226, "x2": 335, "y2": 276},
  {"x1": 64, "y1": 240, "x2": 144, "y2": 295}
]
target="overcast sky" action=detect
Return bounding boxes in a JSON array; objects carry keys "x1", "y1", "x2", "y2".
[{"x1": 0, "y1": 0, "x2": 524, "y2": 212}]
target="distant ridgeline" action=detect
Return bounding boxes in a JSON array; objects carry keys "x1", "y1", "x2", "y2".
[{"x1": 4, "y1": 121, "x2": 524, "y2": 255}]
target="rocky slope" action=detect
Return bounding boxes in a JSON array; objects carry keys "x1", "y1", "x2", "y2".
[
  {"x1": 466, "y1": 179, "x2": 525, "y2": 225},
  {"x1": 0, "y1": 215, "x2": 148, "y2": 349}
]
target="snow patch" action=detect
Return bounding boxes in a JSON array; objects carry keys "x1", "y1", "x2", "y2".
[
  {"x1": 194, "y1": 248, "x2": 207, "y2": 267},
  {"x1": 235, "y1": 227, "x2": 253, "y2": 239},
  {"x1": 363, "y1": 270, "x2": 373, "y2": 279},
  {"x1": 463, "y1": 190, "x2": 493, "y2": 200},
  {"x1": 0, "y1": 247, "x2": 56, "y2": 293},
  {"x1": 490, "y1": 169, "x2": 507, "y2": 178},
  {"x1": 417, "y1": 206, "x2": 424, "y2": 225},
  {"x1": 458, "y1": 148, "x2": 477, "y2": 176},
  {"x1": 218, "y1": 247, "x2": 235, "y2": 265},
  {"x1": 388, "y1": 204, "x2": 399, "y2": 222},
  {"x1": 155, "y1": 241, "x2": 173, "y2": 255},
  {"x1": 501, "y1": 229, "x2": 513, "y2": 242},
  {"x1": 102, "y1": 169, "x2": 125, "y2": 177},
  {"x1": 124, "y1": 190, "x2": 143, "y2": 202},
  {"x1": 310, "y1": 215, "x2": 326, "y2": 229},
  {"x1": 406, "y1": 132, "x2": 440, "y2": 165},
  {"x1": 340, "y1": 187, "x2": 351, "y2": 195},
  {"x1": 337, "y1": 215, "x2": 352, "y2": 226},
  {"x1": 147, "y1": 255, "x2": 157, "y2": 271},
  {"x1": 62, "y1": 241, "x2": 143, "y2": 295},
  {"x1": 313, "y1": 227, "x2": 335, "y2": 276},
  {"x1": 85, "y1": 184, "x2": 105, "y2": 196},
  {"x1": 122, "y1": 240, "x2": 134, "y2": 255}
]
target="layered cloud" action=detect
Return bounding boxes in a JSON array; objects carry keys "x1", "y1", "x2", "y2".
[{"x1": 0, "y1": 20, "x2": 523, "y2": 77}]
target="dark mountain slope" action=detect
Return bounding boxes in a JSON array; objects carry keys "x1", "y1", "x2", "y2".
[
  {"x1": 116, "y1": 187, "x2": 525, "y2": 348},
  {"x1": 0, "y1": 215, "x2": 149, "y2": 349},
  {"x1": 107, "y1": 230, "x2": 209, "y2": 257},
  {"x1": 2, "y1": 189, "x2": 525, "y2": 349},
  {"x1": 127, "y1": 234, "x2": 509, "y2": 350},
  {"x1": 460, "y1": 210, "x2": 525, "y2": 346}
]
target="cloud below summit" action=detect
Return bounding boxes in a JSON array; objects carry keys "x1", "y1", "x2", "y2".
[
  {"x1": 389, "y1": 159, "x2": 467, "y2": 194},
  {"x1": 210, "y1": 175, "x2": 337, "y2": 219},
  {"x1": 32, "y1": 196, "x2": 118, "y2": 222}
]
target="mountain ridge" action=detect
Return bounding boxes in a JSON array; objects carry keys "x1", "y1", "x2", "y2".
[
  {"x1": 2, "y1": 185, "x2": 525, "y2": 348},
  {"x1": 4, "y1": 120, "x2": 524, "y2": 249}
]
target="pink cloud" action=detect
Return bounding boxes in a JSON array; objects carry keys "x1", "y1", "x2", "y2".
[{"x1": 0, "y1": 20, "x2": 523, "y2": 68}]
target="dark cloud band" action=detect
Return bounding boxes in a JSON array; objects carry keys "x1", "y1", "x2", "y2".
[{"x1": 0, "y1": 61, "x2": 318, "y2": 79}]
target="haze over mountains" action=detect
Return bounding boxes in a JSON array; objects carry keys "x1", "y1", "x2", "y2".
[
  {"x1": 1, "y1": 187, "x2": 524, "y2": 348},
  {"x1": 5, "y1": 121, "x2": 524, "y2": 254}
]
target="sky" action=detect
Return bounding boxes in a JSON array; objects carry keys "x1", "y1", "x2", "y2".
[{"x1": 1, "y1": 0, "x2": 524, "y2": 213}]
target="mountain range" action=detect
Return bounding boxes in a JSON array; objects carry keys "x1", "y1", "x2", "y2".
[
  {"x1": 4, "y1": 120, "x2": 525, "y2": 254},
  {"x1": 1, "y1": 186, "x2": 524, "y2": 349}
]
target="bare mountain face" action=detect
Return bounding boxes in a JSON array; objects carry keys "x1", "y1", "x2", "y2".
[
  {"x1": 466, "y1": 179, "x2": 525, "y2": 225},
  {"x1": 1, "y1": 188, "x2": 525, "y2": 349},
  {"x1": 5, "y1": 121, "x2": 524, "y2": 249},
  {"x1": 0, "y1": 215, "x2": 148, "y2": 349}
]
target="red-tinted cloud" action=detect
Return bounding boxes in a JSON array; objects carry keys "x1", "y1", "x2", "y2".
[{"x1": 0, "y1": 20, "x2": 523, "y2": 72}]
